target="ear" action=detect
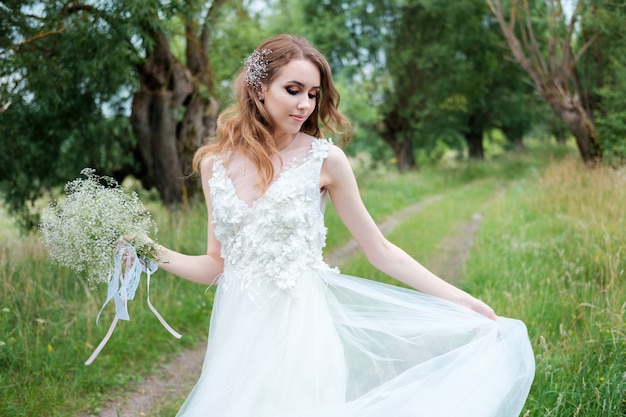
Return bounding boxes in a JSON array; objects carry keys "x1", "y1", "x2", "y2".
[{"x1": 256, "y1": 85, "x2": 266, "y2": 103}]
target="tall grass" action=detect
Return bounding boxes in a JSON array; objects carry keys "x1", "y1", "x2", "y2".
[
  {"x1": 331, "y1": 155, "x2": 625, "y2": 416},
  {"x1": 464, "y1": 158, "x2": 626, "y2": 417},
  {"x1": 0, "y1": 201, "x2": 214, "y2": 416}
]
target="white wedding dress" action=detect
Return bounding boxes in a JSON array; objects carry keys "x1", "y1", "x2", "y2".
[{"x1": 176, "y1": 137, "x2": 535, "y2": 417}]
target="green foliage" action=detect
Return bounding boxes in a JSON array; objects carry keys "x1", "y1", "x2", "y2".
[
  {"x1": 596, "y1": 108, "x2": 626, "y2": 165},
  {"x1": 594, "y1": 43, "x2": 626, "y2": 165},
  {"x1": 206, "y1": 1, "x2": 268, "y2": 107},
  {"x1": 0, "y1": 0, "x2": 261, "y2": 230},
  {"x1": 0, "y1": 1, "x2": 149, "y2": 228},
  {"x1": 2, "y1": 0, "x2": 624, "y2": 232},
  {"x1": 281, "y1": 0, "x2": 545, "y2": 165},
  {"x1": 578, "y1": 0, "x2": 626, "y2": 166},
  {"x1": 334, "y1": 74, "x2": 388, "y2": 157}
]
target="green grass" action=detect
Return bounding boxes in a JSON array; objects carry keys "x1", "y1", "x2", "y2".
[
  {"x1": 325, "y1": 140, "x2": 564, "y2": 253},
  {"x1": 463, "y1": 158, "x2": 626, "y2": 417},
  {"x1": 328, "y1": 154, "x2": 624, "y2": 416},
  {"x1": 0, "y1": 202, "x2": 214, "y2": 417},
  {"x1": 339, "y1": 178, "x2": 504, "y2": 286},
  {"x1": 4, "y1": 141, "x2": 621, "y2": 416}
]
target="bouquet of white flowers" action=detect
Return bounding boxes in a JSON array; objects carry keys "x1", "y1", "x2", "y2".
[{"x1": 40, "y1": 168, "x2": 181, "y2": 365}]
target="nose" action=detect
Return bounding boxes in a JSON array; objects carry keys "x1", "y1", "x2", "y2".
[{"x1": 297, "y1": 97, "x2": 311, "y2": 110}]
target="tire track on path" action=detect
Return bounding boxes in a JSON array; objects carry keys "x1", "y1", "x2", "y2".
[{"x1": 85, "y1": 191, "x2": 497, "y2": 417}]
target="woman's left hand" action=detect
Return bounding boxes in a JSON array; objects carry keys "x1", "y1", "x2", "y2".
[{"x1": 459, "y1": 297, "x2": 498, "y2": 321}]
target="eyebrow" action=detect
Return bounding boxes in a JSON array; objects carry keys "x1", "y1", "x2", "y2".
[{"x1": 287, "y1": 80, "x2": 321, "y2": 89}]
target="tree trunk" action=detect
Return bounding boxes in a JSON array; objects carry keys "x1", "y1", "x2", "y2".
[
  {"x1": 486, "y1": 0, "x2": 602, "y2": 164},
  {"x1": 381, "y1": 132, "x2": 415, "y2": 171},
  {"x1": 391, "y1": 137, "x2": 415, "y2": 172},
  {"x1": 555, "y1": 135, "x2": 567, "y2": 144},
  {"x1": 502, "y1": 126, "x2": 525, "y2": 152},
  {"x1": 380, "y1": 110, "x2": 416, "y2": 171},
  {"x1": 543, "y1": 87, "x2": 601, "y2": 163},
  {"x1": 178, "y1": 20, "x2": 219, "y2": 198},
  {"x1": 465, "y1": 131, "x2": 484, "y2": 159},
  {"x1": 131, "y1": 30, "x2": 192, "y2": 207},
  {"x1": 131, "y1": 28, "x2": 218, "y2": 208},
  {"x1": 465, "y1": 115, "x2": 485, "y2": 160},
  {"x1": 177, "y1": 92, "x2": 218, "y2": 195},
  {"x1": 132, "y1": 88, "x2": 188, "y2": 206}
]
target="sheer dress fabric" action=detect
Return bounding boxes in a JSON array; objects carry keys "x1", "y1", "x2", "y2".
[{"x1": 176, "y1": 136, "x2": 535, "y2": 417}]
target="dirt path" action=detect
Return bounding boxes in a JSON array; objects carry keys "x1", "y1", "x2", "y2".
[
  {"x1": 83, "y1": 343, "x2": 207, "y2": 417},
  {"x1": 427, "y1": 197, "x2": 499, "y2": 282},
  {"x1": 85, "y1": 193, "x2": 493, "y2": 417}
]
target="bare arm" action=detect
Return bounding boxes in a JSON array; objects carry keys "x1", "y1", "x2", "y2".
[
  {"x1": 156, "y1": 157, "x2": 224, "y2": 286},
  {"x1": 321, "y1": 145, "x2": 496, "y2": 320}
]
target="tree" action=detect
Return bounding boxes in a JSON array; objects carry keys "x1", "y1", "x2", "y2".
[
  {"x1": 0, "y1": 1, "x2": 141, "y2": 228},
  {"x1": 489, "y1": 56, "x2": 547, "y2": 152},
  {"x1": 279, "y1": 0, "x2": 539, "y2": 169},
  {"x1": 432, "y1": 0, "x2": 540, "y2": 159},
  {"x1": 0, "y1": 24, "x2": 66, "y2": 114},
  {"x1": 580, "y1": 1, "x2": 626, "y2": 163},
  {"x1": 132, "y1": 0, "x2": 272, "y2": 205},
  {"x1": 130, "y1": 2, "x2": 224, "y2": 207},
  {"x1": 486, "y1": 0, "x2": 606, "y2": 163},
  {"x1": 0, "y1": 0, "x2": 238, "y2": 228}
]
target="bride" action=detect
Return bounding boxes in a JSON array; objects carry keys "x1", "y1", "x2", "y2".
[{"x1": 153, "y1": 34, "x2": 535, "y2": 417}]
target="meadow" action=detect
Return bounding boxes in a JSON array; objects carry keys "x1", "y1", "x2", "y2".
[
  {"x1": 343, "y1": 156, "x2": 626, "y2": 417},
  {"x1": 1, "y1": 143, "x2": 624, "y2": 416}
]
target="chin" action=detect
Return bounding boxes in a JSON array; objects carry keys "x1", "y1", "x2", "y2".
[{"x1": 282, "y1": 127, "x2": 302, "y2": 135}]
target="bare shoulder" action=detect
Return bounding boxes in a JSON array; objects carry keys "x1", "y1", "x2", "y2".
[
  {"x1": 323, "y1": 140, "x2": 347, "y2": 162},
  {"x1": 198, "y1": 153, "x2": 220, "y2": 180},
  {"x1": 326, "y1": 141, "x2": 352, "y2": 169},
  {"x1": 321, "y1": 141, "x2": 355, "y2": 189}
]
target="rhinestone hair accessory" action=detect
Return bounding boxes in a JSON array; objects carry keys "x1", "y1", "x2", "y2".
[{"x1": 243, "y1": 48, "x2": 272, "y2": 90}]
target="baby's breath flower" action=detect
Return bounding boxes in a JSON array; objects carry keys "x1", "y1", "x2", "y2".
[
  {"x1": 39, "y1": 168, "x2": 159, "y2": 286},
  {"x1": 40, "y1": 169, "x2": 181, "y2": 365}
]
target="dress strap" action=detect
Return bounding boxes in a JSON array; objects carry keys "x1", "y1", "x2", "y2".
[{"x1": 309, "y1": 138, "x2": 332, "y2": 161}]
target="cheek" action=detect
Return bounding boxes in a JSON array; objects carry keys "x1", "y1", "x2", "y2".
[{"x1": 278, "y1": 96, "x2": 297, "y2": 110}]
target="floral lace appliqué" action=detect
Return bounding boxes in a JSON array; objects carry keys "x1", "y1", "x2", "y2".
[{"x1": 209, "y1": 139, "x2": 338, "y2": 304}]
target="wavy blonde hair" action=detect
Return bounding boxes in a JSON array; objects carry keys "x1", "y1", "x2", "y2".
[{"x1": 192, "y1": 34, "x2": 352, "y2": 190}]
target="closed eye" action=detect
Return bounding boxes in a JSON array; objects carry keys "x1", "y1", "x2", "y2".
[{"x1": 286, "y1": 87, "x2": 318, "y2": 99}]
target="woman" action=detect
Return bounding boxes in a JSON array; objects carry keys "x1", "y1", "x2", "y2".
[{"x1": 156, "y1": 34, "x2": 535, "y2": 417}]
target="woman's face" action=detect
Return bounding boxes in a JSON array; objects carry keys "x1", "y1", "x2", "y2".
[{"x1": 261, "y1": 59, "x2": 320, "y2": 138}]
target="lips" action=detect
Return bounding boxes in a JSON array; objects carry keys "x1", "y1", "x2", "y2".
[{"x1": 291, "y1": 115, "x2": 307, "y2": 123}]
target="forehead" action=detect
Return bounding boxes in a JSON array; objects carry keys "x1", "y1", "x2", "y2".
[{"x1": 273, "y1": 59, "x2": 320, "y2": 87}]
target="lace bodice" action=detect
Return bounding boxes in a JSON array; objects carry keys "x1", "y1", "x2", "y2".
[{"x1": 209, "y1": 138, "x2": 337, "y2": 303}]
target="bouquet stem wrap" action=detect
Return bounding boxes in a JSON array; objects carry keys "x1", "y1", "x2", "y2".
[{"x1": 85, "y1": 241, "x2": 182, "y2": 365}]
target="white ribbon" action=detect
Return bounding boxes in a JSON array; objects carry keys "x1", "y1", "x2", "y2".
[{"x1": 85, "y1": 242, "x2": 182, "y2": 365}]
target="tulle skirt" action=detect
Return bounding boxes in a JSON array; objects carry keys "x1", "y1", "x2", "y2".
[{"x1": 176, "y1": 271, "x2": 535, "y2": 417}]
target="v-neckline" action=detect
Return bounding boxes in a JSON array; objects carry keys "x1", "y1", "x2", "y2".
[{"x1": 221, "y1": 153, "x2": 315, "y2": 211}]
